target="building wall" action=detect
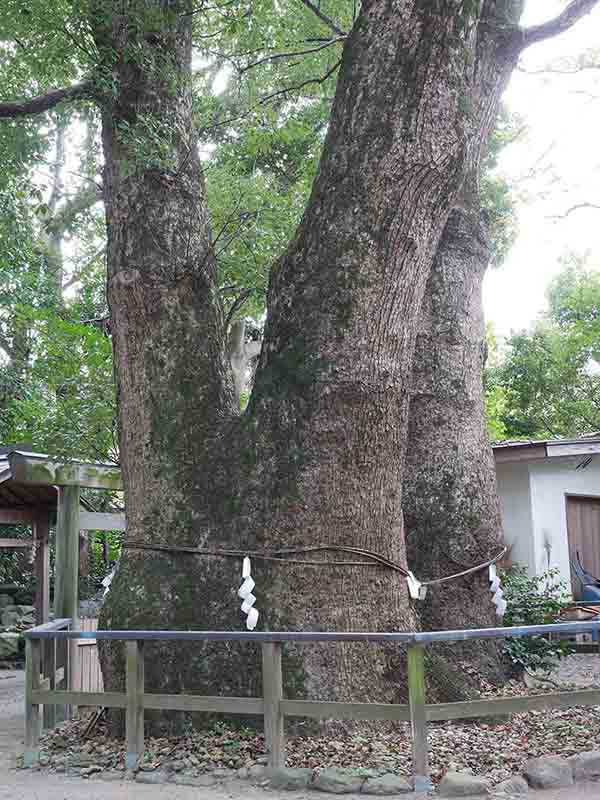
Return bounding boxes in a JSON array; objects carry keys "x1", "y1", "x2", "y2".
[
  {"x1": 528, "y1": 456, "x2": 600, "y2": 594},
  {"x1": 496, "y1": 455, "x2": 600, "y2": 595},
  {"x1": 495, "y1": 461, "x2": 535, "y2": 573}
]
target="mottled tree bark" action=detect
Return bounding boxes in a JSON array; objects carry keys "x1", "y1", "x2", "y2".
[
  {"x1": 0, "y1": 0, "x2": 595, "y2": 730},
  {"x1": 403, "y1": 204, "x2": 505, "y2": 683},
  {"x1": 72, "y1": 0, "x2": 594, "y2": 729}
]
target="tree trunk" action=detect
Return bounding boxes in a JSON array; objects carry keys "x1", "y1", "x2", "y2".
[
  {"x1": 403, "y1": 202, "x2": 505, "y2": 684},
  {"x1": 93, "y1": 1, "x2": 544, "y2": 730}
]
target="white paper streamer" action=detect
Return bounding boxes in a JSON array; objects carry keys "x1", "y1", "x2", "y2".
[{"x1": 238, "y1": 558, "x2": 259, "y2": 630}]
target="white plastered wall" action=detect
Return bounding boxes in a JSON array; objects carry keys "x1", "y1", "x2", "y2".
[{"x1": 495, "y1": 461, "x2": 535, "y2": 574}]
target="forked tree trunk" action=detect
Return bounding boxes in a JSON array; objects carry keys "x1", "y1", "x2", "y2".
[
  {"x1": 90, "y1": 0, "x2": 580, "y2": 730},
  {"x1": 403, "y1": 203, "x2": 505, "y2": 682}
]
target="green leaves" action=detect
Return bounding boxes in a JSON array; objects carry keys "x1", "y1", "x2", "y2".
[
  {"x1": 502, "y1": 566, "x2": 573, "y2": 672},
  {"x1": 485, "y1": 254, "x2": 600, "y2": 440}
]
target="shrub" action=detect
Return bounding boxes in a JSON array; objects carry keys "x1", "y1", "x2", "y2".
[{"x1": 501, "y1": 566, "x2": 573, "y2": 672}]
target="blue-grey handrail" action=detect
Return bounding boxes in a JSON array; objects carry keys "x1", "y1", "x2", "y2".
[{"x1": 24, "y1": 619, "x2": 600, "y2": 644}]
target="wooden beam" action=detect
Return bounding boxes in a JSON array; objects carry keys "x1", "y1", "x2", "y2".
[
  {"x1": 408, "y1": 644, "x2": 430, "y2": 792},
  {"x1": 280, "y1": 699, "x2": 410, "y2": 721},
  {"x1": 79, "y1": 511, "x2": 126, "y2": 531},
  {"x1": 0, "y1": 509, "x2": 38, "y2": 525},
  {"x1": 8, "y1": 452, "x2": 122, "y2": 490},
  {"x1": 0, "y1": 538, "x2": 33, "y2": 548},
  {"x1": 126, "y1": 642, "x2": 145, "y2": 770},
  {"x1": 54, "y1": 486, "x2": 80, "y2": 716},
  {"x1": 24, "y1": 638, "x2": 42, "y2": 766},
  {"x1": 262, "y1": 642, "x2": 285, "y2": 769},
  {"x1": 493, "y1": 444, "x2": 547, "y2": 464},
  {"x1": 34, "y1": 514, "x2": 50, "y2": 624}
]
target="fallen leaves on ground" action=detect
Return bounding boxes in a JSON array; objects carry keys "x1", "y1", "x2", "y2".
[{"x1": 38, "y1": 670, "x2": 600, "y2": 786}]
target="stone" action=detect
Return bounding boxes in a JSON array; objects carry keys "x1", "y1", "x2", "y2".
[
  {"x1": 136, "y1": 770, "x2": 171, "y2": 784},
  {"x1": 570, "y1": 750, "x2": 600, "y2": 781},
  {"x1": 268, "y1": 767, "x2": 314, "y2": 790},
  {"x1": 523, "y1": 757, "x2": 573, "y2": 790},
  {"x1": 212, "y1": 767, "x2": 235, "y2": 779},
  {"x1": 81, "y1": 765, "x2": 102, "y2": 778},
  {"x1": 174, "y1": 773, "x2": 220, "y2": 787},
  {"x1": 0, "y1": 595, "x2": 12, "y2": 608},
  {"x1": 16, "y1": 604, "x2": 36, "y2": 615},
  {"x1": 313, "y1": 768, "x2": 366, "y2": 794},
  {"x1": 237, "y1": 767, "x2": 249, "y2": 779},
  {"x1": 493, "y1": 776, "x2": 529, "y2": 795},
  {"x1": 438, "y1": 771, "x2": 490, "y2": 797},
  {"x1": 248, "y1": 764, "x2": 267, "y2": 781},
  {"x1": 0, "y1": 609, "x2": 21, "y2": 629},
  {"x1": 361, "y1": 773, "x2": 412, "y2": 794},
  {"x1": 0, "y1": 632, "x2": 20, "y2": 658}
]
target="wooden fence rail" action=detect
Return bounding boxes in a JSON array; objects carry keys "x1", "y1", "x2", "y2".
[{"x1": 24, "y1": 618, "x2": 600, "y2": 791}]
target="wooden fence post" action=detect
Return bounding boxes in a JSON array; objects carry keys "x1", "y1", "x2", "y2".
[
  {"x1": 408, "y1": 644, "x2": 431, "y2": 792},
  {"x1": 126, "y1": 640, "x2": 145, "y2": 771},
  {"x1": 24, "y1": 638, "x2": 41, "y2": 767},
  {"x1": 42, "y1": 637, "x2": 57, "y2": 730},
  {"x1": 262, "y1": 642, "x2": 285, "y2": 770}
]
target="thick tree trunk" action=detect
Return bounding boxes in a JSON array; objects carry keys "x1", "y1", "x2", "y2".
[
  {"x1": 403, "y1": 203, "x2": 505, "y2": 682},
  {"x1": 96, "y1": 1, "x2": 526, "y2": 730}
]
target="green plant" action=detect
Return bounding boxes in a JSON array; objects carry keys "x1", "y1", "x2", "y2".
[{"x1": 501, "y1": 566, "x2": 573, "y2": 672}]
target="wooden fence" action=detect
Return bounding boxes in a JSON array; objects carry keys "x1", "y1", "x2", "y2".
[{"x1": 24, "y1": 619, "x2": 600, "y2": 792}]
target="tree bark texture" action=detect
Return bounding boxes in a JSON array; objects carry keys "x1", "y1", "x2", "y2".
[
  {"x1": 92, "y1": 0, "x2": 544, "y2": 729},
  {"x1": 403, "y1": 204, "x2": 506, "y2": 683}
]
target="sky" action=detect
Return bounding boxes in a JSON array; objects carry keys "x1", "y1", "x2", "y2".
[{"x1": 483, "y1": 1, "x2": 600, "y2": 338}]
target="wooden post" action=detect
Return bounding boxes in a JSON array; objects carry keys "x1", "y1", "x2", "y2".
[
  {"x1": 24, "y1": 638, "x2": 41, "y2": 767},
  {"x1": 126, "y1": 641, "x2": 145, "y2": 771},
  {"x1": 408, "y1": 644, "x2": 430, "y2": 792},
  {"x1": 42, "y1": 636, "x2": 57, "y2": 731},
  {"x1": 262, "y1": 642, "x2": 285, "y2": 769},
  {"x1": 33, "y1": 513, "x2": 50, "y2": 625},
  {"x1": 54, "y1": 486, "x2": 80, "y2": 717}
]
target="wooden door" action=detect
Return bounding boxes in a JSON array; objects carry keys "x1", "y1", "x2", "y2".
[{"x1": 566, "y1": 495, "x2": 600, "y2": 597}]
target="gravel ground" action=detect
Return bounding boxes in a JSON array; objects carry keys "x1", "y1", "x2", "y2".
[
  {"x1": 551, "y1": 654, "x2": 600, "y2": 687},
  {"x1": 4, "y1": 659, "x2": 600, "y2": 798}
]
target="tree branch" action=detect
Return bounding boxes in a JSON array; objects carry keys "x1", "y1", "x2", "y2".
[
  {"x1": 548, "y1": 202, "x2": 600, "y2": 220},
  {"x1": 298, "y1": 0, "x2": 347, "y2": 37},
  {"x1": 0, "y1": 81, "x2": 94, "y2": 119},
  {"x1": 519, "y1": 0, "x2": 600, "y2": 50}
]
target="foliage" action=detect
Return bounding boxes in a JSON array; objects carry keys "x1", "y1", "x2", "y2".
[
  {"x1": 502, "y1": 566, "x2": 573, "y2": 672},
  {"x1": 486, "y1": 254, "x2": 600, "y2": 440}
]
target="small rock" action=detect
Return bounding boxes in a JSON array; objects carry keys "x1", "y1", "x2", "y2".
[
  {"x1": 523, "y1": 757, "x2": 573, "y2": 790},
  {"x1": 313, "y1": 768, "x2": 365, "y2": 794},
  {"x1": 237, "y1": 767, "x2": 249, "y2": 779},
  {"x1": 438, "y1": 771, "x2": 490, "y2": 797},
  {"x1": 1, "y1": 609, "x2": 21, "y2": 628},
  {"x1": 81, "y1": 765, "x2": 102, "y2": 778},
  {"x1": 257, "y1": 756, "x2": 268, "y2": 765},
  {"x1": 0, "y1": 632, "x2": 20, "y2": 658},
  {"x1": 570, "y1": 751, "x2": 600, "y2": 781},
  {"x1": 248, "y1": 764, "x2": 267, "y2": 781},
  {"x1": 269, "y1": 767, "x2": 314, "y2": 790},
  {"x1": 175, "y1": 774, "x2": 220, "y2": 787},
  {"x1": 136, "y1": 771, "x2": 170, "y2": 784},
  {"x1": 212, "y1": 767, "x2": 235, "y2": 779},
  {"x1": 494, "y1": 776, "x2": 529, "y2": 795},
  {"x1": 361, "y1": 773, "x2": 412, "y2": 795}
]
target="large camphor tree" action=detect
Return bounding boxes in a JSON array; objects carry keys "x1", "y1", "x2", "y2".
[{"x1": 1, "y1": 1, "x2": 598, "y2": 727}]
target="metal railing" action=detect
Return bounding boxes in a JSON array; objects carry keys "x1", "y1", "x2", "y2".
[{"x1": 24, "y1": 619, "x2": 600, "y2": 791}]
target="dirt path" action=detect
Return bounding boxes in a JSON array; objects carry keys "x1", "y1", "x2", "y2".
[{"x1": 0, "y1": 669, "x2": 25, "y2": 769}]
